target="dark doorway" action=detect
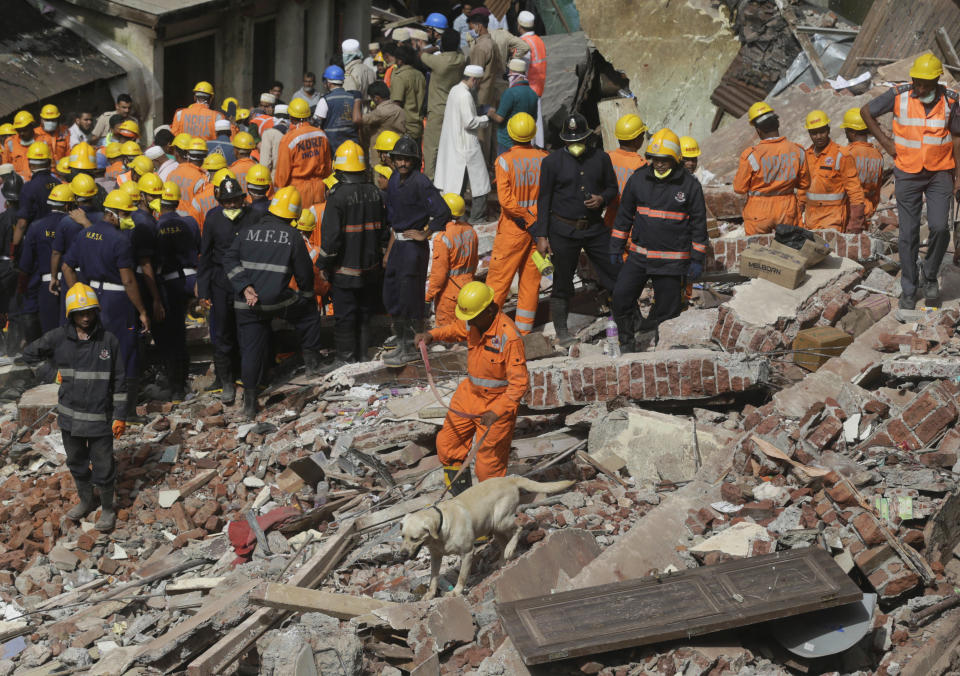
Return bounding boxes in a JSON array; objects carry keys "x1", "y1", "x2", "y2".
[
  {"x1": 252, "y1": 18, "x2": 277, "y2": 99},
  {"x1": 163, "y1": 35, "x2": 215, "y2": 124}
]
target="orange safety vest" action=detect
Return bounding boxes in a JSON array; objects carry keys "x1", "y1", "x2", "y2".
[
  {"x1": 7, "y1": 137, "x2": 33, "y2": 179},
  {"x1": 520, "y1": 33, "x2": 546, "y2": 97},
  {"x1": 104, "y1": 160, "x2": 125, "y2": 184},
  {"x1": 427, "y1": 220, "x2": 478, "y2": 301},
  {"x1": 250, "y1": 113, "x2": 275, "y2": 137},
  {"x1": 799, "y1": 140, "x2": 864, "y2": 232},
  {"x1": 189, "y1": 183, "x2": 219, "y2": 231},
  {"x1": 34, "y1": 125, "x2": 70, "y2": 162},
  {"x1": 892, "y1": 87, "x2": 958, "y2": 173},
  {"x1": 171, "y1": 103, "x2": 225, "y2": 141},
  {"x1": 274, "y1": 123, "x2": 331, "y2": 207},
  {"x1": 605, "y1": 148, "x2": 648, "y2": 228},
  {"x1": 167, "y1": 162, "x2": 206, "y2": 203},
  {"x1": 733, "y1": 136, "x2": 809, "y2": 235},
  {"x1": 846, "y1": 140, "x2": 883, "y2": 217},
  {"x1": 229, "y1": 157, "x2": 258, "y2": 193}
]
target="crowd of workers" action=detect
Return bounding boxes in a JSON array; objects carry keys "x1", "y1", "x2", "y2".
[{"x1": 0, "y1": 4, "x2": 953, "y2": 526}]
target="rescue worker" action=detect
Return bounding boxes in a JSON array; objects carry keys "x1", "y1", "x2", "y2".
[
  {"x1": 118, "y1": 141, "x2": 143, "y2": 180},
  {"x1": 533, "y1": 113, "x2": 620, "y2": 346},
  {"x1": 373, "y1": 130, "x2": 400, "y2": 171},
  {"x1": 421, "y1": 28, "x2": 467, "y2": 179},
  {"x1": 862, "y1": 55, "x2": 960, "y2": 307},
  {"x1": 222, "y1": 186, "x2": 325, "y2": 419},
  {"x1": 153, "y1": 180, "x2": 202, "y2": 400},
  {"x1": 245, "y1": 164, "x2": 272, "y2": 214},
  {"x1": 0, "y1": 175, "x2": 23, "y2": 352},
  {"x1": 799, "y1": 110, "x2": 865, "y2": 233},
  {"x1": 291, "y1": 208, "x2": 327, "y2": 311},
  {"x1": 314, "y1": 65, "x2": 361, "y2": 152},
  {"x1": 427, "y1": 193, "x2": 478, "y2": 326},
  {"x1": 734, "y1": 102, "x2": 809, "y2": 235},
  {"x1": 840, "y1": 107, "x2": 883, "y2": 220},
  {"x1": 389, "y1": 45, "x2": 427, "y2": 141},
  {"x1": 316, "y1": 141, "x2": 389, "y2": 368},
  {"x1": 190, "y1": 159, "x2": 233, "y2": 229},
  {"x1": 103, "y1": 143, "x2": 125, "y2": 183},
  {"x1": 486, "y1": 113, "x2": 547, "y2": 334},
  {"x1": 414, "y1": 281, "x2": 528, "y2": 489},
  {"x1": 14, "y1": 142, "x2": 61, "y2": 246},
  {"x1": 249, "y1": 93, "x2": 277, "y2": 136},
  {"x1": 49, "y1": 174, "x2": 103, "y2": 307},
  {"x1": 7, "y1": 111, "x2": 38, "y2": 179},
  {"x1": 374, "y1": 164, "x2": 392, "y2": 192},
  {"x1": 604, "y1": 114, "x2": 648, "y2": 229},
  {"x1": 168, "y1": 137, "x2": 207, "y2": 204},
  {"x1": 610, "y1": 128, "x2": 708, "y2": 352},
  {"x1": 19, "y1": 184, "x2": 74, "y2": 333},
  {"x1": 343, "y1": 39, "x2": 375, "y2": 97},
  {"x1": 680, "y1": 136, "x2": 701, "y2": 176},
  {"x1": 275, "y1": 98, "x2": 332, "y2": 208},
  {"x1": 381, "y1": 137, "x2": 452, "y2": 366},
  {"x1": 357, "y1": 83, "x2": 406, "y2": 169},
  {"x1": 21, "y1": 282, "x2": 126, "y2": 531},
  {"x1": 35, "y1": 105, "x2": 71, "y2": 162},
  {"x1": 171, "y1": 81, "x2": 225, "y2": 141},
  {"x1": 207, "y1": 120, "x2": 237, "y2": 165},
  {"x1": 164, "y1": 133, "x2": 192, "y2": 181},
  {"x1": 118, "y1": 181, "x2": 165, "y2": 349},
  {"x1": 116, "y1": 155, "x2": 154, "y2": 190},
  {"x1": 67, "y1": 143, "x2": 107, "y2": 210},
  {"x1": 61, "y1": 189, "x2": 151, "y2": 418},
  {"x1": 518, "y1": 11, "x2": 546, "y2": 97},
  {"x1": 229, "y1": 131, "x2": 257, "y2": 191},
  {"x1": 0, "y1": 123, "x2": 16, "y2": 164},
  {"x1": 487, "y1": 59, "x2": 539, "y2": 155},
  {"x1": 55, "y1": 157, "x2": 71, "y2": 182}
]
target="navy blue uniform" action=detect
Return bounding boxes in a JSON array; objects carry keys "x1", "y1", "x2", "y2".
[
  {"x1": 319, "y1": 87, "x2": 361, "y2": 152},
  {"x1": 0, "y1": 207, "x2": 16, "y2": 321},
  {"x1": 154, "y1": 211, "x2": 200, "y2": 392},
  {"x1": 17, "y1": 169, "x2": 61, "y2": 224},
  {"x1": 52, "y1": 205, "x2": 103, "y2": 325},
  {"x1": 249, "y1": 198, "x2": 270, "y2": 216},
  {"x1": 19, "y1": 210, "x2": 67, "y2": 332},
  {"x1": 383, "y1": 170, "x2": 451, "y2": 319},
  {"x1": 207, "y1": 135, "x2": 237, "y2": 165}
]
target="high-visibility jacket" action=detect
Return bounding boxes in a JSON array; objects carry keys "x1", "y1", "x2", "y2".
[
  {"x1": 520, "y1": 32, "x2": 547, "y2": 97},
  {"x1": 171, "y1": 103, "x2": 225, "y2": 141},
  {"x1": 105, "y1": 160, "x2": 125, "y2": 184},
  {"x1": 250, "y1": 113, "x2": 275, "y2": 137},
  {"x1": 733, "y1": 136, "x2": 809, "y2": 235},
  {"x1": 116, "y1": 170, "x2": 132, "y2": 186},
  {"x1": 188, "y1": 182, "x2": 219, "y2": 231},
  {"x1": 229, "y1": 157, "x2": 258, "y2": 193},
  {"x1": 290, "y1": 233, "x2": 329, "y2": 302},
  {"x1": 167, "y1": 162, "x2": 205, "y2": 204},
  {"x1": 846, "y1": 141, "x2": 884, "y2": 217},
  {"x1": 799, "y1": 140, "x2": 864, "y2": 232},
  {"x1": 34, "y1": 125, "x2": 70, "y2": 162},
  {"x1": 274, "y1": 123, "x2": 332, "y2": 208},
  {"x1": 427, "y1": 220, "x2": 478, "y2": 326},
  {"x1": 6, "y1": 137, "x2": 34, "y2": 179},
  {"x1": 605, "y1": 148, "x2": 648, "y2": 229},
  {"x1": 891, "y1": 85, "x2": 958, "y2": 174}
]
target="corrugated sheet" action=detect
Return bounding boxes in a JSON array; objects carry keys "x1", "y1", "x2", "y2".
[{"x1": 711, "y1": 76, "x2": 768, "y2": 119}]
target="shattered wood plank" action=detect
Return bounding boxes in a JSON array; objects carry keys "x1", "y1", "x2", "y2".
[
  {"x1": 178, "y1": 468, "x2": 218, "y2": 500},
  {"x1": 250, "y1": 584, "x2": 398, "y2": 619},
  {"x1": 355, "y1": 495, "x2": 437, "y2": 532},
  {"x1": 165, "y1": 577, "x2": 226, "y2": 593},
  {"x1": 186, "y1": 521, "x2": 356, "y2": 675},
  {"x1": 779, "y1": 5, "x2": 828, "y2": 82},
  {"x1": 498, "y1": 548, "x2": 861, "y2": 665}
]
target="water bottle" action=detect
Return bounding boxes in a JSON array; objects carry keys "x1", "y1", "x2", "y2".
[
  {"x1": 606, "y1": 317, "x2": 621, "y2": 358},
  {"x1": 315, "y1": 481, "x2": 329, "y2": 507}
]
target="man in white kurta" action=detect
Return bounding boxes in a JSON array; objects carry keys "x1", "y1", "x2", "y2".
[{"x1": 434, "y1": 64, "x2": 492, "y2": 224}]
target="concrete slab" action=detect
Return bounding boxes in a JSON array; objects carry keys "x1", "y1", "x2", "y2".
[
  {"x1": 690, "y1": 522, "x2": 771, "y2": 558},
  {"x1": 0, "y1": 362, "x2": 32, "y2": 389},
  {"x1": 495, "y1": 529, "x2": 600, "y2": 605},
  {"x1": 655, "y1": 309, "x2": 720, "y2": 351},
  {"x1": 17, "y1": 383, "x2": 59, "y2": 427}
]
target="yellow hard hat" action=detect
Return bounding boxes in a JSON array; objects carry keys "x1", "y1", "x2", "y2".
[
  {"x1": 323, "y1": 175, "x2": 338, "y2": 189},
  {"x1": 237, "y1": 108, "x2": 251, "y2": 122},
  {"x1": 507, "y1": 113, "x2": 536, "y2": 143},
  {"x1": 0, "y1": 123, "x2": 14, "y2": 136},
  {"x1": 373, "y1": 164, "x2": 393, "y2": 180},
  {"x1": 172, "y1": 133, "x2": 193, "y2": 151},
  {"x1": 48, "y1": 184, "x2": 75, "y2": 204},
  {"x1": 161, "y1": 181, "x2": 181, "y2": 202},
  {"x1": 269, "y1": 185, "x2": 302, "y2": 219},
  {"x1": 805, "y1": 109, "x2": 830, "y2": 130},
  {"x1": 129, "y1": 155, "x2": 154, "y2": 176},
  {"x1": 202, "y1": 153, "x2": 227, "y2": 171},
  {"x1": 56, "y1": 157, "x2": 70, "y2": 175},
  {"x1": 121, "y1": 179, "x2": 141, "y2": 201},
  {"x1": 104, "y1": 142, "x2": 123, "y2": 159},
  {"x1": 221, "y1": 96, "x2": 239, "y2": 113},
  {"x1": 194, "y1": 81, "x2": 215, "y2": 96},
  {"x1": 645, "y1": 128, "x2": 681, "y2": 162},
  {"x1": 103, "y1": 189, "x2": 137, "y2": 212},
  {"x1": 442, "y1": 193, "x2": 465, "y2": 218},
  {"x1": 614, "y1": 114, "x2": 647, "y2": 141},
  {"x1": 117, "y1": 119, "x2": 140, "y2": 138},
  {"x1": 138, "y1": 172, "x2": 164, "y2": 196},
  {"x1": 12, "y1": 110, "x2": 35, "y2": 129},
  {"x1": 120, "y1": 140, "x2": 141, "y2": 157},
  {"x1": 374, "y1": 130, "x2": 400, "y2": 152},
  {"x1": 70, "y1": 173, "x2": 97, "y2": 198},
  {"x1": 212, "y1": 167, "x2": 236, "y2": 187},
  {"x1": 27, "y1": 142, "x2": 52, "y2": 161},
  {"x1": 679, "y1": 136, "x2": 701, "y2": 158},
  {"x1": 295, "y1": 208, "x2": 316, "y2": 233},
  {"x1": 232, "y1": 131, "x2": 256, "y2": 150},
  {"x1": 40, "y1": 104, "x2": 60, "y2": 120},
  {"x1": 747, "y1": 101, "x2": 775, "y2": 124},
  {"x1": 188, "y1": 137, "x2": 208, "y2": 153},
  {"x1": 333, "y1": 140, "x2": 366, "y2": 172},
  {"x1": 840, "y1": 107, "x2": 867, "y2": 131},
  {"x1": 64, "y1": 283, "x2": 99, "y2": 317},
  {"x1": 910, "y1": 53, "x2": 943, "y2": 80},
  {"x1": 288, "y1": 97, "x2": 312, "y2": 119},
  {"x1": 68, "y1": 142, "x2": 97, "y2": 170},
  {"x1": 455, "y1": 281, "x2": 495, "y2": 321},
  {"x1": 245, "y1": 164, "x2": 271, "y2": 187}
]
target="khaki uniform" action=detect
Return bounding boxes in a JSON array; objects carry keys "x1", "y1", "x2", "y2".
[
  {"x1": 389, "y1": 64, "x2": 427, "y2": 140},
  {"x1": 421, "y1": 51, "x2": 467, "y2": 179},
  {"x1": 468, "y1": 33, "x2": 504, "y2": 167},
  {"x1": 361, "y1": 100, "x2": 406, "y2": 165}
]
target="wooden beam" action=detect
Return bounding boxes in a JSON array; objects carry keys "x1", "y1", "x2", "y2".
[
  {"x1": 250, "y1": 584, "x2": 397, "y2": 619},
  {"x1": 780, "y1": 5, "x2": 828, "y2": 83},
  {"x1": 178, "y1": 469, "x2": 217, "y2": 500},
  {"x1": 937, "y1": 27, "x2": 960, "y2": 68},
  {"x1": 165, "y1": 577, "x2": 226, "y2": 593},
  {"x1": 355, "y1": 495, "x2": 436, "y2": 532}
]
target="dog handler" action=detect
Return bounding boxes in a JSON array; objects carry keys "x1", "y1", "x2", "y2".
[{"x1": 415, "y1": 281, "x2": 528, "y2": 492}]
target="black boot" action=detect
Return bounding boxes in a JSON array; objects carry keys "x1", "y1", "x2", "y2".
[
  {"x1": 214, "y1": 357, "x2": 235, "y2": 405},
  {"x1": 95, "y1": 483, "x2": 116, "y2": 531},
  {"x1": 443, "y1": 464, "x2": 473, "y2": 496},
  {"x1": 383, "y1": 321, "x2": 419, "y2": 366},
  {"x1": 356, "y1": 322, "x2": 371, "y2": 363},
  {"x1": 614, "y1": 312, "x2": 636, "y2": 354},
  {"x1": 166, "y1": 359, "x2": 185, "y2": 401},
  {"x1": 303, "y1": 349, "x2": 323, "y2": 377},
  {"x1": 66, "y1": 478, "x2": 96, "y2": 520},
  {"x1": 124, "y1": 378, "x2": 147, "y2": 423},
  {"x1": 242, "y1": 389, "x2": 258, "y2": 420},
  {"x1": 550, "y1": 298, "x2": 577, "y2": 347}
]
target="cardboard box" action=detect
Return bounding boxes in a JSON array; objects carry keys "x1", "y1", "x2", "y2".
[
  {"x1": 769, "y1": 235, "x2": 830, "y2": 267},
  {"x1": 793, "y1": 326, "x2": 854, "y2": 371},
  {"x1": 739, "y1": 245, "x2": 806, "y2": 289}
]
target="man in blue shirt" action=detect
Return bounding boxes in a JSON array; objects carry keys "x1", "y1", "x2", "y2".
[
  {"x1": 19, "y1": 184, "x2": 73, "y2": 333},
  {"x1": 488, "y1": 59, "x2": 540, "y2": 154}
]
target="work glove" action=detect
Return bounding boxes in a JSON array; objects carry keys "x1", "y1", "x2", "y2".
[
  {"x1": 687, "y1": 262, "x2": 703, "y2": 281},
  {"x1": 112, "y1": 420, "x2": 126, "y2": 439}
]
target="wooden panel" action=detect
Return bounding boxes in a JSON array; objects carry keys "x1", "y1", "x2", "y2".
[{"x1": 497, "y1": 548, "x2": 861, "y2": 665}]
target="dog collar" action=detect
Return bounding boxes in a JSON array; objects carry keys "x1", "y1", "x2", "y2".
[{"x1": 430, "y1": 505, "x2": 444, "y2": 535}]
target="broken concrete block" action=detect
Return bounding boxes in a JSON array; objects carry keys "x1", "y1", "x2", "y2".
[
  {"x1": 690, "y1": 522, "x2": 771, "y2": 559},
  {"x1": 863, "y1": 380, "x2": 960, "y2": 451},
  {"x1": 17, "y1": 383, "x2": 59, "y2": 427},
  {"x1": 655, "y1": 309, "x2": 719, "y2": 351},
  {"x1": 709, "y1": 232, "x2": 875, "y2": 273},
  {"x1": 496, "y1": 529, "x2": 601, "y2": 604}
]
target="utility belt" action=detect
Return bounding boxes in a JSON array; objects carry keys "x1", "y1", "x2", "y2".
[
  {"x1": 88, "y1": 280, "x2": 125, "y2": 292},
  {"x1": 747, "y1": 188, "x2": 796, "y2": 197},
  {"x1": 393, "y1": 230, "x2": 427, "y2": 242},
  {"x1": 552, "y1": 212, "x2": 600, "y2": 230},
  {"x1": 162, "y1": 267, "x2": 197, "y2": 282}
]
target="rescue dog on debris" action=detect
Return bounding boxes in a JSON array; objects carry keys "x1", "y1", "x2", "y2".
[{"x1": 400, "y1": 476, "x2": 575, "y2": 598}]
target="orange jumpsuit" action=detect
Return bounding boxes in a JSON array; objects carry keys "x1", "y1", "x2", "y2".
[
  {"x1": 230, "y1": 156, "x2": 258, "y2": 193},
  {"x1": 171, "y1": 103, "x2": 224, "y2": 141},
  {"x1": 274, "y1": 123, "x2": 332, "y2": 208},
  {"x1": 6, "y1": 137, "x2": 33, "y2": 179},
  {"x1": 846, "y1": 140, "x2": 883, "y2": 218},
  {"x1": 799, "y1": 140, "x2": 865, "y2": 232},
  {"x1": 34, "y1": 125, "x2": 70, "y2": 162},
  {"x1": 430, "y1": 311, "x2": 528, "y2": 481},
  {"x1": 116, "y1": 170, "x2": 132, "y2": 186},
  {"x1": 167, "y1": 163, "x2": 205, "y2": 204},
  {"x1": 485, "y1": 145, "x2": 548, "y2": 334},
  {"x1": 604, "y1": 147, "x2": 648, "y2": 229},
  {"x1": 188, "y1": 182, "x2": 218, "y2": 231},
  {"x1": 427, "y1": 220, "x2": 478, "y2": 326},
  {"x1": 105, "y1": 160, "x2": 125, "y2": 184},
  {"x1": 734, "y1": 136, "x2": 810, "y2": 235}
]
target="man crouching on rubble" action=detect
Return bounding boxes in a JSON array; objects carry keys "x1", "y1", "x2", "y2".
[{"x1": 22, "y1": 283, "x2": 126, "y2": 531}]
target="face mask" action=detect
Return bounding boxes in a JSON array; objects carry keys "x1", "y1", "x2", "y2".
[
  {"x1": 223, "y1": 208, "x2": 243, "y2": 220},
  {"x1": 567, "y1": 143, "x2": 586, "y2": 158},
  {"x1": 304, "y1": 86, "x2": 315, "y2": 94},
  {"x1": 119, "y1": 217, "x2": 135, "y2": 230},
  {"x1": 654, "y1": 168, "x2": 673, "y2": 179},
  {"x1": 42, "y1": 120, "x2": 57, "y2": 132},
  {"x1": 917, "y1": 91, "x2": 936, "y2": 104}
]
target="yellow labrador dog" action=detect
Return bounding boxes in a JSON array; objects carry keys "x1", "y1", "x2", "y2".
[{"x1": 400, "y1": 475, "x2": 574, "y2": 598}]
